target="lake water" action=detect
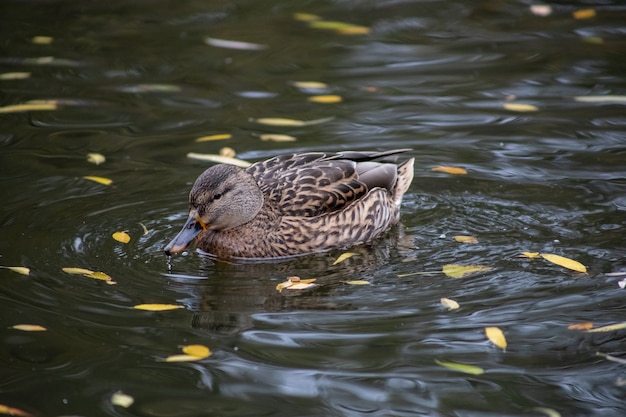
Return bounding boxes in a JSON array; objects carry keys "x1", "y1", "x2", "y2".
[{"x1": 1, "y1": 1, "x2": 625, "y2": 416}]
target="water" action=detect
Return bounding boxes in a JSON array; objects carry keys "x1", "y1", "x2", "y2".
[{"x1": 1, "y1": 0, "x2": 625, "y2": 416}]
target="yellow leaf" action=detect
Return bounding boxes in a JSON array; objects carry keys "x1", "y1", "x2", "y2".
[
  {"x1": 12, "y1": 324, "x2": 47, "y2": 332},
  {"x1": 572, "y1": 8, "x2": 596, "y2": 19},
  {"x1": 219, "y1": 147, "x2": 236, "y2": 158},
  {"x1": 337, "y1": 26, "x2": 370, "y2": 35},
  {"x1": 252, "y1": 116, "x2": 334, "y2": 127},
  {"x1": 1, "y1": 266, "x2": 30, "y2": 276},
  {"x1": 291, "y1": 81, "x2": 328, "y2": 89},
  {"x1": 531, "y1": 407, "x2": 562, "y2": 417},
  {"x1": 134, "y1": 304, "x2": 183, "y2": 311},
  {"x1": 288, "y1": 282, "x2": 317, "y2": 290},
  {"x1": 186, "y1": 153, "x2": 251, "y2": 168},
  {"x1": 83, "y1": 176, "x2": 112, "y2": 186},
  {"x1": 112, "y1": 231, "x2": 131, "y2": 243},
  {"x1": 585, "y1": 322, "x2": 626, "y2": 333},
  {"x1": 539, "y1": 253, "x2": 587, "y2": 273},
  {"x1": 431, "y1": 166, "x2": 468, "y2": 175},
  {"x1": 0, "y1": 404, "x2": 33, "y2": 417},
  {"x1": 503, "y1": 102, "x2": 539, "y2": 112},
  {"x1": 440, "y1": 297, "x2": 460, "y2": 310},
  {"x1": 165, "y1": 354, "x2": 203, "y2": 362},
  {"x1": 111, "y1": 391, "x2": 134, "y2": 408},
  {"x1": 138, "y1": 222, "x2": 149, "y2": 235},
  {"x1": 308, "y1": 95, "x2": 343, "y2": 103},
  {"x1": 574, "y1": 95, "x2": 626, "y2": 103},
  {"x1": 435, "y1": 359, "x2": 484, "y2": 375},
  {"x1": 308, "y1": 20, "x2": 370, "y2": 34},
  {"x1": 62, "y1": 267, "x2": 95, "y2": 275},
  {"x1": 32, "y1": 36, "x2": 53, "y2": 44},
  {"x1": 276, "y1": 276, "x2": 317, "y2": 292},
  {"x1": 195, "y1": 134, "x2": 231, "y2": 142},
  {"x1": 0, "y1": 103, "x2": 57, "y2": 113},
  {"x1": 345, "y1": 280, "x2": 371, "y2": 285},
  {"x1": 333, "y1": 252, "x2": 356, "y2": 265},
  {"x1": 260, "y1": 134, "x2": 297, "y2": 142},
  {"x1": 293, "y1": 13, "x2": 321, "y2": 22},
  {"x1": 442, "y1": 264, "x2": 492, "y2": 278},
  {"x1": 454, "y1": 235, "x2": 478, "y2": 244},
  {"x1": 182, "y1": 344, "x2": 212, "y2": 359},
  {"x1": 86, "y1": 271, "x2": 113, "y2": 281},
  {"x1": 568, "y1": 322, "x2": 593, "y2": 330},
  {"x1": 520, "y1": 251, "x2": 539, "y2": 259},
  {"x1": 397, "y1": 271, "x2": 440, "y2": 278},
  {"x1": 0, "y1": 72, "x2": 31, "y2": 80},
  {"x1": 485, "y1": 327, "x2": 507, "y2": 350},
  {"x1": 86, "y1": 153, "x2": 105, "y2": 165},
  {"x1": 204, "y1": 37, "x2": 267, "y2": 51}
]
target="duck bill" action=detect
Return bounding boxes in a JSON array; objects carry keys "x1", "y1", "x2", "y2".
[{"x1": 164, "y1": 216, "x2": 205, "y2": 255}]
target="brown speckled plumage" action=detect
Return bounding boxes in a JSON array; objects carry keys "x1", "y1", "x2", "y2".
[{"x1": 164, "y1": 149, "x2": 414, "y2": 260}]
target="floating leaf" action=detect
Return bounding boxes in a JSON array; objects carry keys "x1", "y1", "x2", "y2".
[
  {"x1": 276, "y1": 276, "x2": 317, "y2": 292},
  {"x1": 293, "y1": 13, "x2": 321, "y2": 22},
  {"x1": 337, "y1": 26, "x2": 370, "y2": 35},
  {"x1": 62, "y1": 267, "x2": 95, "y2": 275},
  {"x1": 134, "y1": 303, "x2": 183, "y2": 311},
  {"x1": 62, "y1": 267, "x2": 114, "y2": 283},
  {"x1": 585, "y1": 322, "x2": 626, "y2": 333},
  {"x1": 0, "y1": 404, "x2": 33, "y2": 417},
  {"x1": 520, "y1": 251, "x2": 539, "y2": 259},
  {"x1": 1, "y1": 266, "x2": 30, "y2": 276},
  {"x1": 291, "y1": 81, "x2": 328, "y2": 89},
  {"x1": 219, "y1": 147, "x2": 236, "y2": 158},
  {"x1": 397, "y1": 271, "x2": 440, "y2": 278},
  {"x1": 531, "y1": 407, "x2": 561, "y2": 417},
  {"x1": 442, "y1": 264, "x2": 492, "y2": 278},
  {"x1": 572, "y1": 8, "x2": 596, "y2": 19},
  {"x1": 260, "y1": 134, "x2": 297, "y2": 142},
  {"x1": 0, "y1": 72, "x2": 31, "y2": 80},
  {"x1": 530, "y1": 5, "x2": 552, "y2": 17},
  {"x1": 86, "y1": 153, "x2": 105, "y2": 165},
  {"x1": 539, "y1": 253, "x2": 587, "y2": 273},
  {"x1": 121, "y1": 84, "x2": 181, "y2": 93},
  {"x1": 485, "y1": 327, "x2": 507, "y2": 350},
  {"x1": 333, "y1": 252, "x2": 356, "y2": 265},
  {"x1": 186, "y1": 153, "x2": 251, "y2": 168},
  {"x1": 11, "y1": 324, "x2": 47, "y2": 332},
  {"x1": 568, "y1": 322, "x2": 593, "y2": 330},
  {"x1": 435, "y1": 359, "x2": 484, "y2": 375},
  {"x1": 454, "y1": 235, "x2": 477, "y2": 244},
  {"x1": 431, "y1": 166, "x2": 467, "y2": 175},
  {"x1": 32, "y1": 36, "x2": 53, "y2": 44},
  {"x1": 182, "y1": 344, "x2": 212, "y2": 359},
  {"x1": 83, "y1": 176, "x2": 112, "y2": 186},
  {"x1": 111, "y1": 391, "x2": 134, "y2": 408},
  {"x1": 308, "y1": 95, "x2": 342, "y2": 103},
  {"x1": 205, "y1": 37, "x2": 267, "y2": 50},
  {"x1": 139, "y1": 222, "x2": 149, "y2": 235},
  {"x1": 112, "y1": 231, "x2": 131, "y2": 244},
  {"x1": 195, "y1": 134, "x2": 231, "y2": 142},
  {"x1": 574, "y1": 95, "x2": 626, "y2": 103},
  {"x1": 165, "y1": 354, "x2": 203, "y2": 362},
  {"x1": 345, "y1": 280, "x2": 370, "y2": 285},
  {"x1": 441, "y1": 297, "x2": 460, "y2": 310},
  {"x1": 252, "y1": 116, "x2": 334, "y2": 127},
  {"x1": 596, "y1": 352, "x2": 626, "y2": 365},
  {"x1": 308, "y1": 20, "x2": 370, "y2": 35},
  {"x1": 0, "y1": 103, "x2": 57, "y2": 113},
  {"x1": 503, "y1": 102, "x2": 538, "y2": 112}
]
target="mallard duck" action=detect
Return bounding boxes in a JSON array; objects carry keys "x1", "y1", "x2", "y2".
[{"x1": 164, "y1": 149, "x2": 414, "y2": 259}]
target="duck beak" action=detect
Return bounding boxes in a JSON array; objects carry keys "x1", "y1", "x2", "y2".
[{"x1": 164, "y1": 215, "x2": 206, "y2": 255}]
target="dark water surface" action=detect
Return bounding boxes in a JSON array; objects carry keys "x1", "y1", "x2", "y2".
[{"x1": 1, "y1": 1, "x2": 625, "y2": 416}]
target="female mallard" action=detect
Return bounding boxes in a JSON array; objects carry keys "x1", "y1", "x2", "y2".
[{"x1": 164, "y1": 149, "x2": 414, "y2": 259}]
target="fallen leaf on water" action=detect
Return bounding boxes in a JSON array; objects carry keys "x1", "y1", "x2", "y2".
[
  {"x1": 186, "y1": 153, "x2": 251, "y2": 168},
  {"x1": 531, "y1": 407, "x2": 561, "y2": 417},
  {"x1": 0, "y1": 404, "x2": 33, "y2": 417},
  {"x1": 572, "y1": 8, "x2": 596, "y2": 19},
  {"x1": 111, "y1": 391, "x2": 134, "y2": 408},
  {"x1": 112, "y1": 231, "x2": 131, "y2": 244},
  {"x1": 333, "y1": 252, "x2": 356, "y2": 265},
  {"x1": 574, "y1": 95, "x2": 626, "y2": 103},
  {"x1": 581, "y1": 36, "x2": 603, "y2": 45},
  {"x1": 86, "y1": 152, "x2": 105, "y2": 165},
  {"x1": 503, "y1": 102, "x2": 538, "y2": 112},
  {"x1": 435, "y1": 359, "x2": 484, "y2": 375},
  {"x1": 1, "y1": 266, "x2": 30, "y2": 276},
  {"x1": 308, "y1": 95, "x2": 342, "y2": 103},
  {"x1": 11, "y1": 324, "x2": 47, "y2": 332},
  {"x1": 454, "y1": 235, "x2": 478, "y2": 244},
  {"x1": 195, "y1": 134, "x2": 231, "y2": 142},
  {"x1": 139, "y1": 222, "x2": 149, "y2": 235},
  {"x1": 345, "y1": 280, "x2": 370, "y2": 285},
  {"x1": 432, "y1": 166, "x2": 467, "y2": 175},
  {"x1": 585, "y1": 322, "x2": 626, "y2": 333},
  {"x1": 62, "y1": 267, "x2": 114, "y2": 283},
  {"x1": 293, "y1": 13, "x2": 321, "y2": 22},
  {"x1": 134, "y1": 304, "x2": 184, "y2": 311},
  {"x1": 568, "y1": 322, "x2": 593, "y2": 330},
  {"x1": 539, "y1": 253, "x2": 587, "y2": 273},
  {"x1": 485, "y1": 327, "x2": 507, "y2": 351},
  {"x1": 252, "y1": 116, "x2": 334, "y2": 127},
  {"x1": 182, "y1": 344, "x2": 212, "y2": 359},
  {"x1": 530, "y1": 5, "x2": 552, "y2": 17},
  {"x1": 83, "y1": 176, "x2": 112, "y2": 186},
  {"x1": 397, "y1": 271, "x2": 441, "y2": 278},
  {"x1": 32, "y1": 36, "x2": 53, "y2": 44},
  {"x1": 165, "y1": 354, "x2": 202, "y2": 362},
  {"x1": 0, "y1": 72, "x2": 31, "y2": 80},
  {"x1": 62, "y1": 267, "x2": 95, "y2": 275},
  {"x1": 440, "y1": 298, "x2": 460, "y2": 310},
  {"x1": 122, "y1": 84, "x2": 181, "y2": 93},
  {"x1": 308, "y1": 20, "x2": 370, "y2": 35},
  {"x1": 260, "y1": 134, "x2": 297, "y2": 142},
  {"x1": 291, "y1": 81, "x2": 328, "y2": 89},
  {"x1": 0, "y1": 103, "x2": 57, "y2": 113},
  {"x1": 442, "y1": 264, "x2": 492, "y2": 279},
  {"x1": 596, "y1": 352, "x2": 626, "y2": 365},
  {"x1": 276, "y1": 276, "x2": 317, "y2": 292},
  {"x1": 205, "y1": 36, "x2": 267, "y2": 50},
  {"x1": 520, "y1": 251, "x2": 540, "y2": 259}
]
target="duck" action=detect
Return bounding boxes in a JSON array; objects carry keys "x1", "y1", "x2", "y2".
[{"x1": 164, "y1": 149, "x2": 414, "y2": 260}]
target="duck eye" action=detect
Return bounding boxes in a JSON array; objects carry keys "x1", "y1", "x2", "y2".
[{"x1": 213, "y1": 193, "x2": 222, "y2": 200}]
